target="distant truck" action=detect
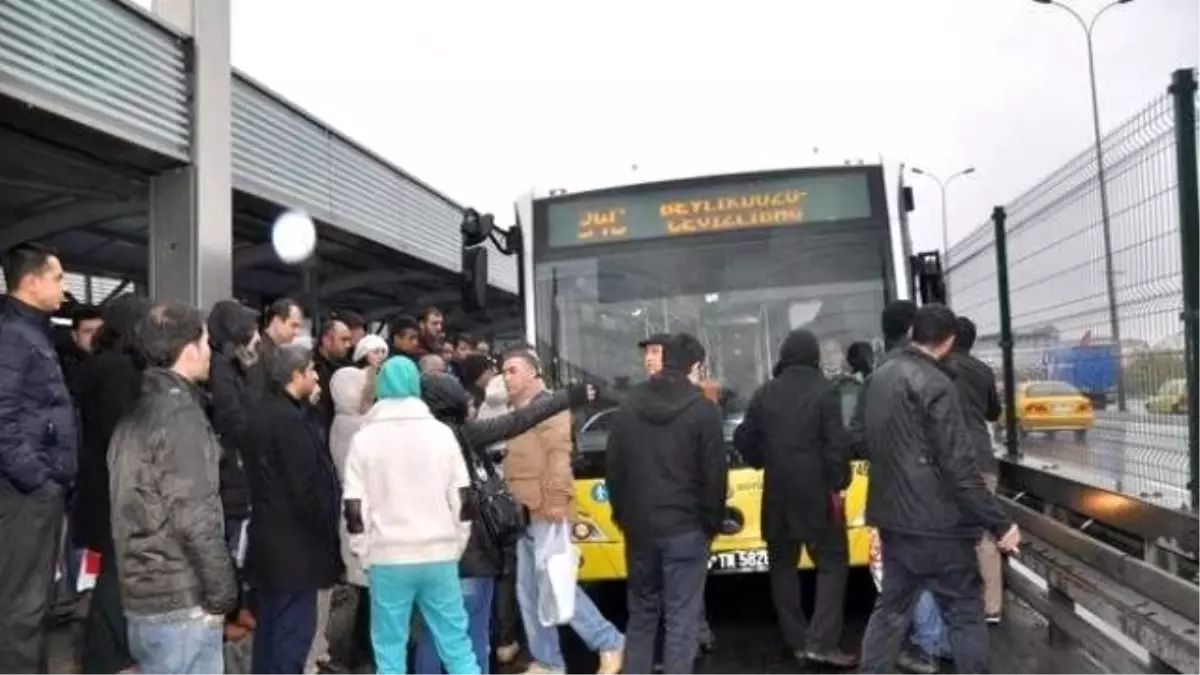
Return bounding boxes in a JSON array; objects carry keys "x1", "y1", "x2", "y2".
[{"x1": 1044, "y1": 344, "x2": 1118, "y2": 410}]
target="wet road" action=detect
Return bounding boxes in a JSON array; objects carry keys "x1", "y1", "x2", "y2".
[
  {"x1": 44, "y1": 568, "x2": 1107, "y2": 673},
  {"x1": 562, "y1": 569, "x2": 1104, "y2": 674}
]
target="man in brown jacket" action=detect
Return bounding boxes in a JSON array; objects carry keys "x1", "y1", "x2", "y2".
[{"x1": 500, "y1": 348, "x2": 624, "y2": 675}]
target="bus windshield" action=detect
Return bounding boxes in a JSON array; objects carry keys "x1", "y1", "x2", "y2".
[{"x1": 533, "y1": 227, "x2": 887, "y2": 420}]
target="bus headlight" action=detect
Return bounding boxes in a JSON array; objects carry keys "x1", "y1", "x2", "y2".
[{"x1": 571, "y1": 518, "x2": 607, "y2": 543}]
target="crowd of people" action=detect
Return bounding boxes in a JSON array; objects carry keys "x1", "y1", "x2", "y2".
[
  {"x1": 0, "y1": 244, "x2": 599, "y2": 675},
  {"x1": 0, "y1": 241, "x2": 1018, "y2": 675},
  {"x1": 595, "y1": 300, "x2": 1016, "y2": 675}
]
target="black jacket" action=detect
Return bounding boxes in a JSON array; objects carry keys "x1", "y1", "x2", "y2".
[
  {"x1": 108, "y1": 369, "x2": 237, "y2": 616},
  {"x1": 605, "y1": 371, "x2": 728, "y2": 542},
  {"x1": 313, "y1": 350, "x2": 342, "y2": 434},
  {"x1": 734, "y1": 331, "x2": 852, "y2": 542},
  {"x1": 943, "y1": 349, "x2": 1003, "y2": 473},
  {"x1": 0, "y1": 297, "x2": 78, "y2": 493},
  {"x1": 420, "y1": 372, "x2": 577, "y2": 578},
  {"x1": 206, "y1": 301, "x2": 261, "y2": 522},
  {"x1": 860, "y1": 346, "x2": 1012, "y2": 539},
  {"x1": 73, "y1": 349, "x2": 143, "y2": 553},
  {"x1": 244, "y1": 390, "x2": 343, "y2": 592},
  {"x1": 207, "y1": 349, "x2": 255, "y2": 522}
]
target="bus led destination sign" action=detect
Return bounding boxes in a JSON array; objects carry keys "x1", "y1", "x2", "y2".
[{"x1": 545, "y1": 171, "x2": 872, "y2": 248}]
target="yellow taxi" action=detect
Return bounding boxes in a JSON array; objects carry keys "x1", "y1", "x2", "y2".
[
  {"x1": 1014, "y1": 380, "x2": 1095, "y2": 442},
  {"x1": 568, "y1": 408, "x2": 872, "y2": 583}
]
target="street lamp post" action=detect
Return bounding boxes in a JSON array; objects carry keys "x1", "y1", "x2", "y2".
[
  {"x1": 1033, "y1": 0, "x2": 1132, "y2": 411},
  {"x1": 910, "y1": 166, "x2": 976, "y2": 267}
]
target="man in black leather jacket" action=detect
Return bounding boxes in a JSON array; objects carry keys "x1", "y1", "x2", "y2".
[
  {"x1": 858, "y1": 304, "x2": 1019, "y2": 674},
  {"x1": 108, "y1": 302, "x2": 237, "y2": 674}
]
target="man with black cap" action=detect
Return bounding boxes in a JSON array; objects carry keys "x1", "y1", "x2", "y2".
[
  {"x1": 637, "y1": 333, "x2": 671, "y2": 377},
  {"x1": 605, "y1": 333, "x2": 728, "y2": 674},
  {"x1": 634, "y1": 332, "x2": 718, "y2": 658}
]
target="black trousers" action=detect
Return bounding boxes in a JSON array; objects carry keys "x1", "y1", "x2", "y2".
[
  {"x1": 0, "y1": 478, "x2": 65, "y2": 674},
  {"x1": 254, "y1": 589, "x2": 319, "y2": 674},
  {"x1": 860, "y1": 531, "x2": 990, "y2": 674},
  {"x1": 766, "y1": 529, "x2": 849, "y2": 654},
  {"x1": 624, "y1": 530, "x2": 710, "y2": 675},
  {"x1": 82, "y1": 544, "x2": 134, "y2": 674},
  {"x1": 491, "y1": 545, "x2": 521, "y2": 649}
]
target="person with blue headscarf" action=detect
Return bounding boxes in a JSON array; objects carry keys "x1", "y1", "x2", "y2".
[{"x1": 342, "y1": 356, "x2": 479, "y2": 674}]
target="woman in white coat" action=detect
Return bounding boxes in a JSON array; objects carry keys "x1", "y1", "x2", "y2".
[{"x1": 323, "y1": 334, "x2": 388, "y2": 672}]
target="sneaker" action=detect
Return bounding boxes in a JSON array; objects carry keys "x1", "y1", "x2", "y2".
[
  {"x1": 804, "y1": 649, "x2": 860, "y2": 668},
  {"x1": 597, "y1": 647, "x2": 624, "y2": 675},
  {"x1": 496, "y1": 642, "x2": 521, "y2": 664},
  {"x1": 896, "y1": 649, "x2": 940, "y2": 674},
  {"x1": 986, "y1": 613, "x2": 1002, "y2": 625}
]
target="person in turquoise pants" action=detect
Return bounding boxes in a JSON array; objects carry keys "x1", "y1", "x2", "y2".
[{"x1": 342, "y1": 356, "x2": 480, "y2": 675}]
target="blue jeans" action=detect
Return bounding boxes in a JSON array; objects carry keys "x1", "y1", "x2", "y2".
[
  {"x1": 369, "y1": 562, "x2": 480, "y2": 675},
  {"x1": 413, "y1": 577, "x2": 495, "y2": 674},
  {"x1": 126, "y1": 608, "x2": 223, "y2": 674},
  {"x1": 911, "y1": 590, "x2": 951, "y2": 658},
  {"x1": 516, "y1": 521, "x2": 624, "y2": 670}
]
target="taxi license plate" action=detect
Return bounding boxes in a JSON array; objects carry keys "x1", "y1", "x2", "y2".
[
  {"x1": 1053, "y1": 404, "x2": 1073, "y2": 413},
  {"x1": 708, "y1": 549, "x2": 769, "y2": 574}
]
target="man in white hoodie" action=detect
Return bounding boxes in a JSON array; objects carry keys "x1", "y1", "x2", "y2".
[{"x1": 342, "y1": 356, "x2": 478, "y2": 675}]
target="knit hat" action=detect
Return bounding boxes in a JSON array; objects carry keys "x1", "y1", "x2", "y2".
[
  {"x1": 352, "y1": 334, "x2": 388, "y2": 364},
  {"x1": 375, "y1": 355, "x2": 421, "y2": 400},
  {"x1": 420, "y1": 372, "x2": 470, "y2": 423}
]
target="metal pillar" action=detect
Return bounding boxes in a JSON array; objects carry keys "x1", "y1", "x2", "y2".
[
  {"x1": 993, "y1": 206, "x2": 1020, "y2": 459},
  {"x1": 896, "y1": 164, "x2": 916, "y2": 300},
  {"x1": 1168, "y1": 68, "x2": 1199, "y2": 511},
  {"x1": 148, "y1": 0, "x2": 232, "y2": 310},
  {"x1": 1085, "y1": 32, "x2": 1127, "y2": 412}
]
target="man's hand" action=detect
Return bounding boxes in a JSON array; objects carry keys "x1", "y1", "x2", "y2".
[
  {"x1": 541, "y1": 504, "x2": 568, "y2": 522},
  {"x1": 309, "y1": 383, "x2": 322, "y2": 405},
  {"x1": 997, "y1": 524, "x2": 1021, "y2": 554},
  {"x1": 566, "y1": 382, "x2": 591, "y2": 408}
]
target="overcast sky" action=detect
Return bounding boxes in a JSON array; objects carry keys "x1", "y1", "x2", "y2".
[{"x1": 133, "y1": 0, "x2": 1198, "y2": 254}]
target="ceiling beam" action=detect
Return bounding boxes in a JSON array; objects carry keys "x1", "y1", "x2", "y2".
[
  {"x1": 289, "y1": 268, "x2": 432, "y2": 299},
  {"x1": 363, "y1": 289, "x2": 465, "y2": 321},
  {"x1": 0, "y1": 201, "x2": 145, "y2": 250}
]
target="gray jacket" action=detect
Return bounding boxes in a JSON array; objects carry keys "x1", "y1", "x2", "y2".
[{"x1": 108, "y1": 368, "x2": 237, "y2": 616}]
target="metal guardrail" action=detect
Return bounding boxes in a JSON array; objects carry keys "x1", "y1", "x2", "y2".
[
  {"x1": 1000, "y1": 457, "x2": 1199, "y2": 562},
  {"x1": 998, "y1": 452, "x2": 1199, "y2": 672}
]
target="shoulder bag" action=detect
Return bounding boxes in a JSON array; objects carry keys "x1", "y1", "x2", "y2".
[{"x1": 452, "y1": 427, "x2": 529, "y2": 549}]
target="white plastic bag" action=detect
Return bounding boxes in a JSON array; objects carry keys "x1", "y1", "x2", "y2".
[
  {"x1": 535, "y1": 521, "x2": 579, "y2": 627},
  {"x1": 868, "y1": 527, "x2": 884, "y2": 591}
]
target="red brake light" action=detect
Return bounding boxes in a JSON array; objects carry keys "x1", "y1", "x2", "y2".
[
  {"x1": 1078, "y1": 400, "x2": 1092, "y2": 412},
  {"x1": 1026, "y1": 403, "x2": 1048, "y2": 414}
]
